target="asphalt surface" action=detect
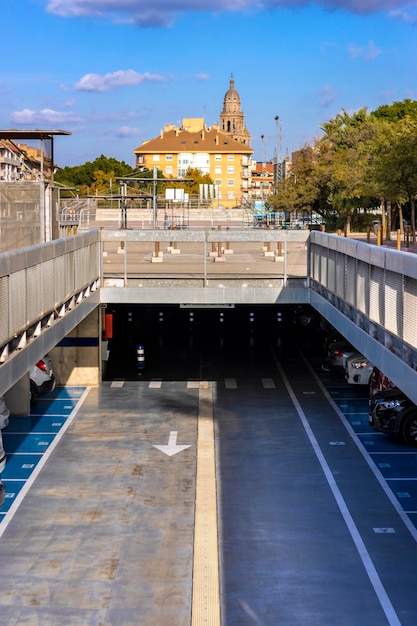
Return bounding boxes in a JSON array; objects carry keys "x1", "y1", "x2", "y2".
[{"x1": 1, "y1": 316, "x2": 417, "y2": 625}]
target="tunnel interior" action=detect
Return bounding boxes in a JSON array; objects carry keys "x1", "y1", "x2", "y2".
[{"x1": 103, "y1": 304, "x2": 327, "y2": 381}]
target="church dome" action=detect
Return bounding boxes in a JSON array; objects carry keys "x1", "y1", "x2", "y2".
[{"x1": 223, "y1": 78, "x2": 241, "y2": 112}]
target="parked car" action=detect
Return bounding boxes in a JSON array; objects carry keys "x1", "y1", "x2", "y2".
[
  {"x1": 369, "y1": 388, "x2": 417, "y2": 445},
  {"x1": 345, "y1": 353, "x2": 374, "y2": 386},
  {"x1": 369, "y1": 366, "x2": 396, "y2": 396},
  {"x1": 322, "y1": 328, "x2": 344, "y2": 355},
  {"x1": 30, "y1": 356, "x2": 55, "y2": 398},
  {"x1": 322, "y1": 340, "x2": 356, "y2": 371},
  {"x1": 0, "y1": 480, "x2": 4, "y2": 509},
  {"x1": 0, "y1": 396, "x2": 10, "y2": 430},
  {"x1": 0, "y1": 431, "x2": 6, "y2": 474}
]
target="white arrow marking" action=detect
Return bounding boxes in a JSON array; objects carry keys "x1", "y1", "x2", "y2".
[{"x1": 153, "y1": 431, "x2": 191, "y2": 457}]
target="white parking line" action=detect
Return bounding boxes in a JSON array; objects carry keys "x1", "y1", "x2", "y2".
[
  {"x1": 0, "y1": 387, "x2": 91, "y2": 539},
  {"x1": 275, "y1": 356, "x2": 402, "y2": 626}
]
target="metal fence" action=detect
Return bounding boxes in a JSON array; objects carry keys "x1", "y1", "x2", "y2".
[
  {"x1": 0, "y1": 231, "x2": 100, "y2": 360},
  {"x1": 309, "y1": 231, "x2": 417, "y2": 369},
  {"x1": 100, "y1": 228, "x2": 309, "y2": 289},
  {"x1": 0, "y1": 182, "x2": 44, "y2": 251}
]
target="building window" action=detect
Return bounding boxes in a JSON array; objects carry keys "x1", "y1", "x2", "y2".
[
  {"x1": 153, "y1": 154, "x2": 160, "y2": 162},
  {"x1": 228, "y1": 191, "x2": 235, "y2": 199},
  {"x1": 227, "y1": 166, "x2": 234, "y2": 174},
  {"x1": 227, "y1": 179, "x2": 234, "y2": 186},
  {"x1": 215, "y1": 154, "x2": 222, "y2": 161},
  {"x1": 166, "y1": 155, "x2": 173, "y2": 161},
  {"x1": 215, "y1": 166, "x2": 222, "y2": 174},
  {"x1": 227, "y1": 154, "x2": 234, "y2": 161},
  {"x1": 215, "y1": 179, "x2": 222, "y2": 186},
  {"x1": 166, "y1": 166, "x2": 173, "y2": 175}
]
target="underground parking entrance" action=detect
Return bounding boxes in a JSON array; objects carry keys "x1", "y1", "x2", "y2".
[{"x1": 102, "y1": 303, "x2": 325, "y2": 382}]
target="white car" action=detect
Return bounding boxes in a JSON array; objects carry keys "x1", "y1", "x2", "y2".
[
  {"x1": 345, "y1": 353, "x2": 374, "y2": 386},
  {"x1": 30, "y1": 355, "x2": 55, "y2": 397},
  {"x1": 0, "y1": 396, "x2": 10, "y2": 430},
  {"x1": 323, "y1": 340, "x2": 356, "y2": 371}
]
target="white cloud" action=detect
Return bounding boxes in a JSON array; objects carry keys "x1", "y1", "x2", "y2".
[
  {"x1": 114, "y1": 126, "x2": 141, "y2": 138},
  {"x1": 319, "y1": 85, "x2": 338, "y2": 107},
  {"x1": 389, "y1": 8, "x2": 417, "y2": 23},
  {"x1": 75, "y1": 70, "x2": 165, "y2": 92},
  {"x1": 10, "y1": 108, "x2": 82, "y2": 124},
  {"x1": 194, "y1": 73, "x2": 211, "y2": 81},
  {"x1": 45, "y1": 0, "x2": 414, "y2": 27},
  {"x1": 347, "y1": 40, "x2": 382, "y2": 60}
]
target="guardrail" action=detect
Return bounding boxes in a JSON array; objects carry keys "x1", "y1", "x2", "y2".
[
  {"x1": 0, "y1": 231, "x2": 100, "y2": 362},
  {"x1": 309, "y1": 230, "x2": 417, "y2": 398},
  {"x1": 100, "y1": 228, "x2": 310, "y2": 289}
]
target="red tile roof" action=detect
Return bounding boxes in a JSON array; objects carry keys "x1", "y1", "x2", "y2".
[{"x1": 135, "y1": 127, "x2": 253, "y2": 154}]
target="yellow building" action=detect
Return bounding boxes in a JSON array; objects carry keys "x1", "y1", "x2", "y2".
[{"x1": 133, "y1": 80, "x2": 253, "y2": 209}]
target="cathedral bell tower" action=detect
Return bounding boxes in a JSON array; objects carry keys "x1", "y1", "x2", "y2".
[{"x1": 220, "y1": 77, "x2": 251, "y2": 146}]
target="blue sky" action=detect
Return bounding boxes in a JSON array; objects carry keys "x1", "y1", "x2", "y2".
[{"x1": 2, "y1": 0, "x2": 417, "y2": 167}]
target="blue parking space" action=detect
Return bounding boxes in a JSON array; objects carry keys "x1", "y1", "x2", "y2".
[
  {"x1": 0, "y1": 387, "x2": 86, "y2": 523},
  {"x1": 313, "y1": 365, "x2": 417, "y2": 530},
  {"x1": 387, "y1": 480, "x2": 417, "y2": 512},
  {"x1": 0, "y1": 481, "x2": 27, "y2": 514},
  {"x1": 372, "y1": 453, "x2": 417, "y2": 479}
]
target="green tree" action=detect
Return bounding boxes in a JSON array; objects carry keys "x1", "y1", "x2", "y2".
[
  {"x1": 181, "y1": 167, "x2": 213, "y2": 195},
  {"x1": 55, "y1": 155, "x2": 135, "y2": 195},
  {"x1": 267, "y1": 145, "x2": 331, "y2": 219},
  {"x1": 372, "y1": 117, "x2": 417, "y2": 241},
  {"x1": 316, "y1": 109, "x2": 381, "y2": 233},
  {"x1": 371, "y1": 99, "x2": 417, "y2": 123}
]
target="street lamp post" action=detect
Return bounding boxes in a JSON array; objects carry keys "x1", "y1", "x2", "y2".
[
  {"x1": 261, "y1": 134, "x2": 269, "y2": 226},
  {"x1": 274, "y1": 115, "x2": 282, "y2": 187}
]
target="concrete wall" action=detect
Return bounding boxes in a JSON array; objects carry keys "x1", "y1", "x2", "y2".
[
  {"x1": 4, "y1": 373, "x2": 31, "y2": 416},
  {"x1": 50, "y1": 307, "x2": 101, "y2": 387}
]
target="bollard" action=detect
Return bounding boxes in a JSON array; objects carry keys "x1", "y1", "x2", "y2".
[
  {"x1": 136, "y1": 345, "x2": 145, "y2": 373},
  {"x1": 225, "y1": 226, "x2": 232, "y2": 254},
  {"x1": 152, "y1": 240, "x2": 163, "y2": 262},
  {"x1": 264, "y1": 241, "x2": 273, "y2": 257}
]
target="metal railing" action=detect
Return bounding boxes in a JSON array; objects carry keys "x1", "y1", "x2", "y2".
[
  {"x1": 309, "y1": 230, "x2": 417, "y2": 398},
  {"x1": 0, "y1": 231, "x2": 100, "y2": 362},
  {"x1": 100, "y1": 228, "x2": 309, "y2": 289}
]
